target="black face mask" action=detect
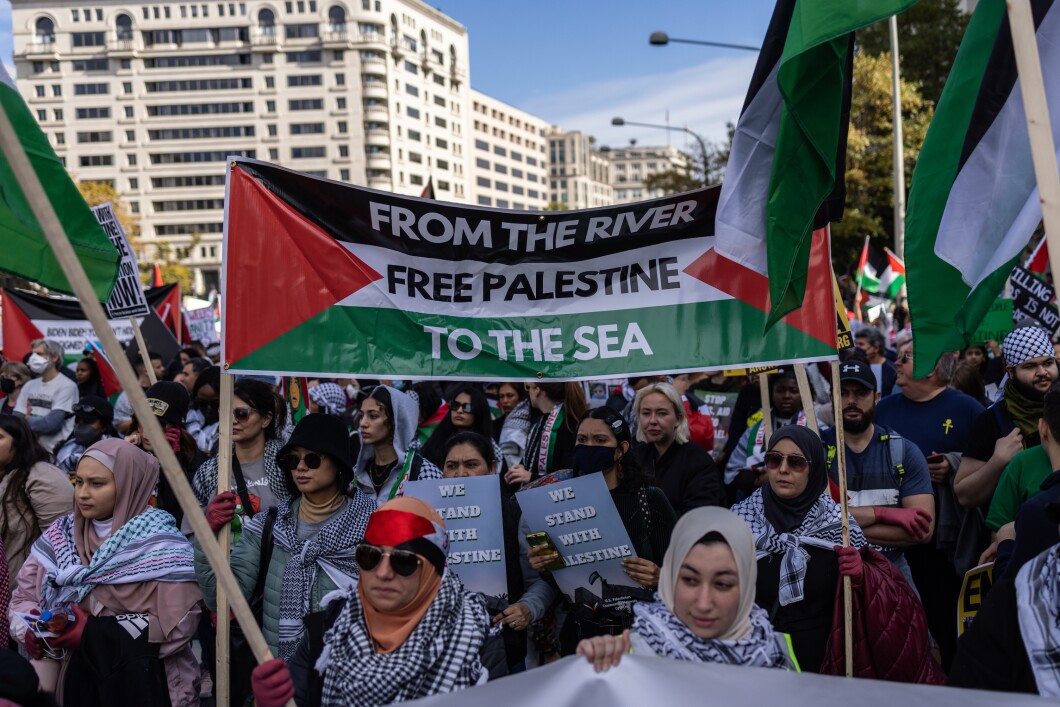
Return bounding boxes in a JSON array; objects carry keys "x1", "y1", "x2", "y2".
[
  {"x1": 0, "y1": 378, "x2": 14, "y2": 395},
  {"x1": 572, "y1": 444, "x2": 618, "y2": 476},
  {"x1": 199, "y1": 401, "x2": 220, "y2": 426},
  {"x1": 72, "y1": 423, "x2": 102, "y2": 447}
]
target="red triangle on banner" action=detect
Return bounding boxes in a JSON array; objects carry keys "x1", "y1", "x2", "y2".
[
  {"x1": 224, "y1": 166, "x2": 383, "y2": 366},
  {"x1": 1, "y1": 294, "x2": 45, "y2": 360}
]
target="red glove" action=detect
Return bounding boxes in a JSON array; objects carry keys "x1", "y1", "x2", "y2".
[
  {"x1": 206, "y1": 491, "x2": 238, "y2": 533},
  {"x1": 50, "y1": 604, "x2": 88, "y2": 651},
  {"x1": 251, "y1": 658, "x2": 295, "y2": 707},
  {"x1": 164, "y1": 426, "x2": 182, "y2": 453},
  {"x1": 834, "y1": 545, "x2": 864, "y2": 589},
  {"x1": 874, "y1": 506, "x2": 932, "y2": 538}
]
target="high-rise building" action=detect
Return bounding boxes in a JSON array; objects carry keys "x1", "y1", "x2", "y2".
[
  {"x1": 10, "y1": 0, "x2": 473, "y2": 292},
  {"x1": 546, "y1": 126, "x2": 612, "y2": 210},
  {"x1": 607, "y1": 144, "x2": 692, "y2": 204},
  {"x1": 468, "y1": 89, "x2": 549, "y2": 211}
]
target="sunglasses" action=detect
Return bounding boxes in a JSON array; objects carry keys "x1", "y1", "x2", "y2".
[
  {"x1": 282, "y1": 452, "x2": 323, "y2": 471},
  {"x1": 897, "y1": 352, "x2": 913, "y2": 363},
  {"x1": 356, "y1": 543, "x2": 422, "y2": 577},
  {"x1": 764, "y1": 451, "x2": 809, "y2": 472},
  {"x1": 452, "y1": 402, "x2": 474, "y2": 414},
  {"x1": 233, "y1": 407, "x2": 257, "y2": 422}
]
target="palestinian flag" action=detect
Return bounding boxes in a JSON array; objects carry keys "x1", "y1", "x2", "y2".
[
  {"x1": 715, "y1": 0, "x2": 918, "y2": 326},
  {"x1": 856, "y1": 237, "x2": 880, "y2": 293},
  {"x1": 417, "y1": 401, "x2": 449, "y2": 446},
  {"x1": 85, "y1": 340, "x2": 122, "y2": 397},
  {"x1": 1027, "y1": 236, "x2": 1049, "y2": 275},
  {"x1": 221, "y1": 159, "x2": 838, "y2": 381},
  {"x1": 148, "y1": 283, "x2": 185, "y2": 343},
  {"x1": 857, "y1": 241, "x2": 906, "y2": 300},
  {"x1": 283, "y1": 377, "x2": 309, "y2": 425},
  {"x1": 0, "y1": 64, "x2": 119, "y2": 299},
  {"x1": 905, "y1": 0, "x2": 1060, "y2": 377}
]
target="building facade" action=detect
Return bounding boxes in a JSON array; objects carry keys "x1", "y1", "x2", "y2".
[
  {"x1": 468, "y1": 89, "x2": 549, "y2": 211},
  {"x1": 546, "y1": 126, "x2": 613, "y2": 210},
  {"x1": 607, "y1": 144, "x2": 691, "y2": 204},
  {"x1": 10, "y1": 0, "x2": 473, "y2": 292}
]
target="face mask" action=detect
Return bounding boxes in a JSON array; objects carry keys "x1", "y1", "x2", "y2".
[
  {"x1": 200, "y1": 401, "x2": 220, "y2": 426},
  {"x1": 72, "y1": 423, "x2": 102, "y2": 447},
  {"x1": 392, "y1": 380, "x2": 406, "y2": 391},
  {"x1": 0, "y1": 378, "x2": 14, "y2": 394},
  {"x1": 27, "y1": 353, "x2": 49, "y2": 375},
  {"x1": 573, "y1": 444, "x2": 618, "y2": 476}
]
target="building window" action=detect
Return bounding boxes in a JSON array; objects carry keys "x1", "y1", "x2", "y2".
[
  {"x1": 285, "y1": 23, "x2": 320, "y2": 39},
  {"x1": 337, "y1": 121, "x2": 347, "y2": 133},
  {"x1": 410, "y1": 174, "x2": 423, "y2": 185},
  {"x1": 340, "y1": 168, "x2": 350, "y2": 181},
  {"x1": 291, "y1": 146, "x2": 325, "y2": 159},
  {"x1": 269, "y1": 148, "x2": 279, "y2": 159},
  {"x1": 79, "y1": 155, "x2": 114, "y2": 167},
  {"x1": 266, "y1": 100, "x2": 276, "y2": 112},
  {"x1": 72, "y1": 31, "x2": 106, "y2": 47},
  {"x1": 54, "y1": 133, "x2": 65, "y2": 145},
  {"x1": 289, "y1": 98, "x2": 323, "y2": 110},
  {"x1": 476, "y1": 177, "x2": 490, "y2": 188},
  {"x1": 124, "y1": 106, "x2": 134, "y2": 118},
  {"x1": 328, "y1": 5, "x2": 346, "y2": 31},
  {"x1": 477, "y1": 196, "x2": 491, "y2": 206},
  {"x1": 338, "y1": 145, "x2": 348, "y2": 157},
  {"x1": 76, "y1": 131, "x2": 113, "y2": 143},
  {"x1": 35, "y1": 85, "x2": 45, "y2": 98},
  {"x1": 258, "y1": 8, "x2": 275, "y2": 33},
  {"x1": 115, "y1": 13, "x2": 133, "y2": 40},
  {"x1": 287, "y1": 74, "x2": 322, "y2": 87},
  {"x1": 129, "y1": 178, "x2": 139, "y2": 189},
  {"x1": 35, "y1": 17, "x2": 56, "y2": 44},
  {"x1": 335, "y1": 73, "x2": 345, "y2": 86},
  {"x1": 474, "y1": 139, "x2": 488, "y2": 151},
  {"x1": 336, "y1": 97, "x2": 347, "y2": 109},
  {"x1": 405, "y1": 84, "x2": 419, "y2": 97},
  {"x1": 289, "y1": 122, "x2": 324, "y2": 134},
  {"x1": 408, "y1": 129, "x2": 421, "y2": 141},
  {"x1": 36, "y1": 109, "x2": 46, "y2": 120},
  {"x1": 123, "y1": 82, "x2": 133, "y2": 94},
  {"x1": 407, "y1": 106, "x2": 420, "y2": 119},
  {"x1": 78, "y1": 108, "x2": 112, "y2": 120},
  {"x1": 265, "y1": 76, "x2": 275, "y2": 88},
  {"x1": 268, "y1": 124, "x2": 277, "y2": 136},
  {"x1": 128, "y1": 154, "x2": 137, "y2": 166}
]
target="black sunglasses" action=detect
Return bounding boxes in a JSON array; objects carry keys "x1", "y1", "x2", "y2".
[
  {"x1": 356, "y1": 543, "x2": 422, "y2": 577},
  {"x1": 282, "y1": 452, "x2": 323, "y2": 471},
  {"x1": 233, "y1": 407, "x2": 257, "y2": 422},
  {"x1": 452, "y1": 402, "x2": 474, "y2": 414},
  {"x1": 764, "y1": 451, "x2": 809, "y2": 472}
]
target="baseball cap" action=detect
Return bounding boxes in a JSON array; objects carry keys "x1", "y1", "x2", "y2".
[
  {"x1": 71, "y1": 395, "x2": 114, "y2": 423},
  {"x1": 838, "y1": 360, "x2": 877, "y2": 391},
  {"x1": 145, "y1": 381, "x2": 190, "y2": 426}
]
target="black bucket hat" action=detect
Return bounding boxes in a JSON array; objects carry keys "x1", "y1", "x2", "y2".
[{"x1": 277, "y1": 413, "x2": 354, "y2": 474}]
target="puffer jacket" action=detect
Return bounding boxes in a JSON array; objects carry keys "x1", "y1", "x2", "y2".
[{"x1": 820, "y1": 547, "x2": 946, "y2": 684}]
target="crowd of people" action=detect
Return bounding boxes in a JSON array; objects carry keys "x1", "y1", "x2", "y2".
[{"x1": 2, "y1": 323, "x2": 1060, "y2": 705}]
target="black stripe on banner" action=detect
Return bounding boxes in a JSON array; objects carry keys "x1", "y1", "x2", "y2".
[
  {"x1": 2, "y1": 286, "x2": 174, "y2": 320},
  {"x1": 233, "y1": 160, "x2": 721, "y2": 266},
  {"x1": 739, "y1": 0, "x2": 794, "y2": 115},
  {"x1": 958, "y1": 0, "x2": 1056, "y2": 171}
]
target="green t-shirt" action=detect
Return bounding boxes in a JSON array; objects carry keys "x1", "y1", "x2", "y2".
[{"x1": 985, "y1": 444, "x2": 1053, "y2": 530}]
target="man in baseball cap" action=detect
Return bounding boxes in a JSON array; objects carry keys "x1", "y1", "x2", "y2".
[{"x1": 821, "y1": 359, "x2": 935, "y2": 588}]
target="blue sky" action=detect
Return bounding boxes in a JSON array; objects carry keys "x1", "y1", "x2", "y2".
[{"x1": 0, "y1": 0, "x2": 775, "y2": 148}]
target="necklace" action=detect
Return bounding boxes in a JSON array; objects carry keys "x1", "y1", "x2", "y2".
[{"x1": 369, "y1": 458, "x2": 398, "y2": 494}]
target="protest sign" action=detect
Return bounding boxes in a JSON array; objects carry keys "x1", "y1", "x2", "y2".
[
  {"x1": 221, "y1": 159, "x2": 838, "y2": 380},
  {"x1": 584, "y1": 380, "x2": 620, "y2": 408},
  {"x1": 970, "y1": 299, "x2": 1014, "y2": 345},
  {"x1": 185, "y1": 305, "x2": 219, "y2": 345},
  {"x1": 957, "y1": 563, "x2": 993, "y2": 637},
  {"x1": 93, "y1": 203, "x2": 150, "y2": 319},
  {"x1": 403, "y1": 474, "x2": 507, "y2": 598},
  {"x1": 515, "y1": 472, "x2": 637, "y2": 605},
  {"x1": 1009, "y1": 265, "x2": 1060, "y2": 331},
  {"x1": 697, "y1": 391, "x2": 739, "y2": 448}
]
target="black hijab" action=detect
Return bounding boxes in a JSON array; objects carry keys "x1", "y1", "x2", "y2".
[{"x1": 761, "y1": 425, "x2": 828, "y2": 533}]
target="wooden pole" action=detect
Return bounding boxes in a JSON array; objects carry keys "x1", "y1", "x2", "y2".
[
  {"x1": 215, "y1": 372, "x2": 234, "y2": 707},
  {"x1": 889, "y1": 15, "x2": 907, "y2": 261},
  {"x1": 0, "y1": 87, "x2": 294, "y2": 707},
  {"x1": 130, "y1": 317, "x2": 156, "y2": 385},
  {"x1": 757, "y1": 372, "x2": 773, "y2": 448},
  {"x1": 794, "y1": 364, "x2": 819, "y2": 435},
  {"x1": 830, "y1": 360, "x2": 854, "y2": 678},
  {"x1": 1006, "y1": 0, "x2": 1060, "y2": 284}
]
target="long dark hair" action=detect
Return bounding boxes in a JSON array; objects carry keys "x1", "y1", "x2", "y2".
[
  {"x1": 576, "y1": 407, "x2": 649, "y2": 491},
  {"x1": 421, "y1": 385, "x2": 493, "y2": 466},
  {"x1": 233, "y1": 378, "x2": 286, "y2": 441},
  {"x1": 0, "y1": 414, "x2": 52, "y2": 558},
  {"x1": 537, "y1": 381, "x2": 588, "y2": 433},
  {"x1": 443, "y1": 431, "x2": 497, "y2": 469}
]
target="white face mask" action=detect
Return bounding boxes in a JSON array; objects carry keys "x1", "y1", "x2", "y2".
[{"x1": 27, "y1": 353, "x2": 50, "y2": 375}]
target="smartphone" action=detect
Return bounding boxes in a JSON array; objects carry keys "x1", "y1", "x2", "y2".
[
  {"x1": 926, "y1": 453, "x2": 945, "y2": 464},
  {"x1": 525, "y1": 532, "x2": 566, "y2": 571}
]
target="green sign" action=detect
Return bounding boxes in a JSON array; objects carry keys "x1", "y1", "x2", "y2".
[{"x1": 971, "y1": 299, "x2": 1013, "y2": 346}]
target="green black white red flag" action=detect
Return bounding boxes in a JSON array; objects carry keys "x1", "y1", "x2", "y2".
[
  {"x1": 905, "y1": 0, "x2": 1060, "y2": 377},
  {"x1": 221, "y1": 159, "x2": 838, "y2": 381}
]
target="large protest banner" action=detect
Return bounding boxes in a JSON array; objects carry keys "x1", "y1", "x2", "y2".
[
  {"x1": 1009, "y1": 265, "x2": 1060, "y2": 331},
  {"x1": 221, "y1": 159, "x2": 838, "y2": 380},
  {"x1": 92, "y1": 203, "x2": 150, "y2": 319},
  {"x1": 403, "y1": 475, "x2": 506, "y2": 598}
]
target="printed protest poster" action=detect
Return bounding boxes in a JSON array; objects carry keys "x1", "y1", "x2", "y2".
[
  {"x1": 93, "y1": 203, "x2": 150, "y2": 319},
  {"x1": 957, "y1": 563, "x2": 993, "y2": 637},
  {"x1": 185, "y1": 305, "x2": 219, "y2": 345},
  {"x1": 403, "y1": 474, "x2": 506, "y2": 598},
  {"x1": 697, "y1": 391, "x2": 739, "y2": 449},
  {"x1": 1009, "y1": 266, "x2": 1060, "y2": 331},
  {"x1": 584, "y1": 379, "x2": 621, "y2": 408},
  {"x1": 970, "y1": 299, "x2": 1013, "y2": 345},
  {"x1": 515, "y1": 472, "x2": 640, "y2": 607}
]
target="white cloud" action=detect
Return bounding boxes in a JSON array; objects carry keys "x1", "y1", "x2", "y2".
[{"x1": 516, "y1": 54, "x2": 758, "y2": 151}]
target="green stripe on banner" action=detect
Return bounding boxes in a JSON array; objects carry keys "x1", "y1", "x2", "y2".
[{"x1": 229, "y1": 299, "x2": 835, "y2": 380}]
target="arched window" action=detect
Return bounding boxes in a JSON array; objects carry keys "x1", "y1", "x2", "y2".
[
  {"x1": 389, "y1": 14, "x2": 398, "y2": 44},
  {"x1": 419, "y1": 29, "x2": 427, "y2": 58},
  {"x1": 258, "y1": 8, "x2": 275, "y2": 34},
  {"x1": 328, "y1": 5, "x2": 345, "y2": 31},
  {"x1": 115, "y1": 13, "x2": 133, "y2": 40},
  {"x1": 35, "y1": 17, "x2": 55, "y2": 44}
]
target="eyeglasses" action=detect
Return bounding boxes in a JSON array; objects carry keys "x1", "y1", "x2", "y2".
[
  {"x1": 452, "y1": 402, "x2": 473, "y2": 414},
  {"x1": 356, "y1": 543, "x2": 422, "y2": 577},
  {"x1": 764, "y1": 451, "x2": 809, "y2": 472},
  {"x1": 897, "y1": 352, "x2": 913, "y2": 364},
  {"x1": 282, "y1": 452, "x2": 322, "y2": 471},
  {"x1": 233, "y1": 407, "x2": 257, "y2": 422}
]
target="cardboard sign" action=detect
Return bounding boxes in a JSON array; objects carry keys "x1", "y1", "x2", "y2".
[
  {"x1": 94, "y1": 203, "x2": 150, "y2": 319},
  {"x1": 402, "y1": 474, "x2": 507, "y2": 599},
  {"x1": 957, "y1": 563, "x2": 994, "y2": 637},
  {"x1": 515, "y1": 472, "x2": 637, "y2": 604},
  {"x1": 184, "y1": 305, "x2": 219, "y2": 345},
  {"x1": 1010, "y1": 266, "x2": 1060, "y2": 331},
  {"x1": 971, "y1": 299, "x2": 1014, "y2": 346}
]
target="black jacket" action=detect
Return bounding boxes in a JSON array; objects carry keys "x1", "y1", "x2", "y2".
[
  {"x1": 949, "y1": 577, "x2": 1037, "y2": 694},
  {"x1": 632, "y1": 441, "x2": 723, "y2": 515}
]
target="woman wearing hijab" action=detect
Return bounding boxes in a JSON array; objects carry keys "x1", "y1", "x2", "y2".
[
  {"x1": 249, "y1": 497, "x2": 494, "y2": 707},
  {"x1": 10, "y1": 439, "x2": 201, "y2": 706},
  {"x1": 577, "y1": 506, "x2": 798, "y2": 672},
  {"x1": 731, "y1": 426, "x2": 866, "y2": 673}
]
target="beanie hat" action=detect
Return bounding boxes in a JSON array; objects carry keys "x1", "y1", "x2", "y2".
[{"x1": 364, "y1": 497, "x2": 448, "y2": 575}]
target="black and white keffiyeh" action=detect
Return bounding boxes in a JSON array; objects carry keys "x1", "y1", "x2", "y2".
[
  {"x1": 309, "y1": 383, "x2": 348, "y2": 417},
  {"x1": 1016, "y1": 543, "x2": 1060, "y2": 697},
  {"x1": 1003, "y1": 326, "x2": 1054, "y2": 368},
  {"x1": 192, "y1": 438, "x2": 289, "y2": 507},
  {"x1": 732, "y1": 489, "x2": 866, "y2": 606},
  {"x1": 316, "y1": 571, "x2": 490, "y2": 705},
  {"x1": 633, "y1": 598, "x2": 796, "y2": 670},
  {"x1": 246, "y1": 492, "x2": 375, "y2": 661}
]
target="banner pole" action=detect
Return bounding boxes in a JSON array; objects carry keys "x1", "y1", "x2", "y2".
[
  {"x1": 794, "y1": 364, "x2": 819, "y2": 435},
  {"x1": 830, "y1": 360, "x2": 853, "y2": 677},
  {"x1": 758, "y1": 372, "x2": 773, "y2": 448},
  {"x1": 130, "y1": 317, "x2": 156, "y2": 385},
  {"x1": 1006, "y1": 0, "x2": 1060, "y2": 286},
  {"x1": 215, "y1": 372, "x2": 234, "y2": 707},
  {"x1": 0, "y1": 85, "x2": 294, "y2": 707}
]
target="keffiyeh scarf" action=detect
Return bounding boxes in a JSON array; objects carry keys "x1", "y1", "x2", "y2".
[
  {"x1": 309, "y1": 383, "x2": 348, "y2": 417},
  {"x1": 1016, "y1": 543, "x2": 1060, "y2": 697},
  {"x1": 634, "y1": 599, "x2": 795, "y2": 670},
  {"x1": 29, "y1": 509, "x2": 195, "y2": 613},
  {"x1": 732, "y1": 491, "x2": 866, "y2": 606},
  {"x1": 317, "y1": 572, "x2": 490, "y2": 705},
  {"x1": 248, "y1": 492, "x2": 376, "y2": 661}
]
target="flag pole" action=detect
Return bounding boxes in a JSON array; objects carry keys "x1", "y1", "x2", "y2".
[
  {"x1": 889, "y1": 14, "x2": 907, "y2": 260},
  {"x1": 794, "y1": 364, "x2": 819, "y2": 435},
  {"x1": 830, "y1": 360, "x2": 854, "y2": 677},
  {"x1": 0, "y1": 83, "x2": 293, "y2": 707},
  {"x1": 1006, "y1": 0, "x2": 1060, "y2": 285},
  {"x1": 757, "y1": 372, "x2": 773, "y2": 448},
  {"x1": 130, "y1": 317, "x2": 156, "y2": 385},
  {"x1": 215, "y1": 372, "x2": 234, "y2": 707}
]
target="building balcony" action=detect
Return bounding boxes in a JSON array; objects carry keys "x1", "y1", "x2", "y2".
[
  {"x1": 361, "y1": 84, "x2": 387, "y2": 100},
  {"x1": 360, "y1": 56, "x2": 386, "y2": 75},
  {"x1": 365, "y1": 154, "x2": 391, "y2": 170},
  {"x1": 363, "y1": 105, "x2": 389, "y2": 120},
  {"x1": 251, "y1": 32, "x2": 278, "y2": 50},
  {"x1": 365, "y1": 130, "x2": 389, "y2": 147},
  {"x1": 356, "y1": 33, "x2": 388, "y2": 51},
  {"x1": 322, "y1": 29, "x2": 351, "y2": 47},
  {"x1": 367, "y1": 175, "x2": 391, "y2": 189},
  {"x1": 23, "y1": 38, "x2": 59, "y2": 60}
]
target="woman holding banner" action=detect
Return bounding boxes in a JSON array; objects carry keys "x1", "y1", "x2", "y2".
[
  {"x1": 577, "y1": 506, "x2": 799, "y2": 672},
  {"x1": 506, "y1": 382, "x2": 587, "y2": 486}
]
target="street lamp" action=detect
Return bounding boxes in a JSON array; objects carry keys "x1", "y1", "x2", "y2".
[
  {"x1": 611, "y1": 117, "x2": 709, "y2": 170},
  {"x1": 649, "y1": 31, "x2": 760, "y2": 52}
]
